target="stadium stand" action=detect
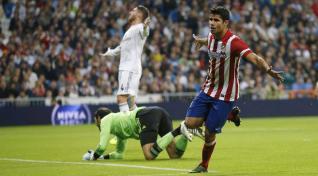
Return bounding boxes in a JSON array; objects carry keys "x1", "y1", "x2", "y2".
[{"x1": 0, "y1": 0, "x2": 317, "y2": 106}]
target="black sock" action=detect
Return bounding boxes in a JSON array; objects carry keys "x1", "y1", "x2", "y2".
[
  {"x1": 171, "y1": 126, "x2": 181, "y2": 137},
  {"x1": 150, "y1": 142, "x2": 163, "y2": 158}
]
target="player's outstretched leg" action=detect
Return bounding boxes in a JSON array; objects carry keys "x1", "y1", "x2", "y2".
[
  {"x1": 190, "y1": 164, "x2": 208, "y2": 173},
  {"x1": 189, "y1": 140, "x2": 216, "y2": 173},
  {"x1": 190, "y1": 128, "x2": 217, "y2": 173}
]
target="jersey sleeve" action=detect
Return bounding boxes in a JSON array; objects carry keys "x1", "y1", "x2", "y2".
[
  {"x1": 109, "y1": 138, "x2": 127, "y2": 159},
  {"x1": 231, "y1": 38, "x2": 253, "y2": 58},
  {"x1": 95, "y1": 117, "x2": 112, "y2": 156}
]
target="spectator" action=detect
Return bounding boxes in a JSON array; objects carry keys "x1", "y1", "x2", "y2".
[{"x1": 0, "y1": 0, "x2": 316, "y2": 101}]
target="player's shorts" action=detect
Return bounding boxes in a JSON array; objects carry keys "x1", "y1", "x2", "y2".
[
  {"x1": 137, "y1": 106, "x2": 173, "y2": 146},
  {"x1": 186, "y1": 91, "x2": 234, "y2": 133},
  {"x1": 117, "y1": 70, "x2": 141, "y2": 96}
]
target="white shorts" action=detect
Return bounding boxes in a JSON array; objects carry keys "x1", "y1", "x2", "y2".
[{"x1": 117, "y1": 70, "x2": 141, "y2": 96}]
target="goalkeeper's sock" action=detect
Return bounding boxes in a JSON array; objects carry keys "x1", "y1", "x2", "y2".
[
  {"x1": 175, "y1": 135, "x2": 188, "y2": 157},
  {"x1": 119, "y1": 102, "x2": 129, "y2": 112},
  {"x1": 200, "y1": 140, "x2": 216, "y2": 169},
  {"x1": 171, "y1": 126, "x2": 181, "y2": 137},
  {"x1": 150, "y1": 132, "x2": 174, "y2": 158}
]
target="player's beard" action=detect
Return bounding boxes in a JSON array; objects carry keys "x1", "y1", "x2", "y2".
[{"x1": 210, "y1": 28, "x2": 216, "y2": 35}]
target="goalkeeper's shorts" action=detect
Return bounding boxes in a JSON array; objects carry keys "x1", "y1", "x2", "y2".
[{"x1": 137, "y1": 106, "x2": 173, "y2": 146}]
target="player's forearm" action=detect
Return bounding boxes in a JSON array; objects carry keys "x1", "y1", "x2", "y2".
[
  {"x1": 249, "y1": 54, "x2": 271, "y2": 73},
  {"x1": 255, "y1": 56, "x2": 271, "y2": 73},
  {"x1": 196, "y1": 37, "x2": 208, "y2": 46},
  {"x1": 116, "y1": 139, "x2": 127, "y2": 153},
  {"x1": 142, "y1": 17, "x2": 150, "y2": 37},
  {"x1": 95, "y1": 134, "x2": 109, "y2": 157},
  {"x1": 94, "y1": 146, "x2": 105, "y2": 159},
  {"x1": 202, "y1": 38, "x2": 208, "y2": 46},
  {"x1": 143, "y1": 26, "x2": 149, "y2": 37},
  {"x1": 96, "y1": 151, "x2": 123, "y2": 160}
]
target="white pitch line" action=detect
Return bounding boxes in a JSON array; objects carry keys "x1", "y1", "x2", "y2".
[
  {"x1": 0, "y1": 158, "x2": 191, "y2": 172},
  {"x1": 125, "y1": 173, "x2": 189, "y2": 176}
]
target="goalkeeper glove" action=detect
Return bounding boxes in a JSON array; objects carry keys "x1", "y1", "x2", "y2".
[
  {"x1": 82, "y1": 150, "x2": 110, "y2": 160},
  {"x1": 82, "y1": 149, "x2": 94, "y2": 161}
]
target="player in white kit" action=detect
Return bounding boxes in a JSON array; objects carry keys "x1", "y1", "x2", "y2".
[
  {"x1": 100, "y1": 5, "x2": 150, "y2": 144},
  {"x1": 100, "y1": 5, "x2": 150, "y2": 112}
]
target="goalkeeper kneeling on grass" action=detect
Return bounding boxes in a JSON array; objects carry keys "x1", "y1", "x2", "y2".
[{"x1": 83, "y1": 106, "x2": 204, "y2": 161}]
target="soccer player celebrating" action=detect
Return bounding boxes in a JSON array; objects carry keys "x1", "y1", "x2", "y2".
[
  {"x1": 100, "y1": 5, "x2": 150, "y2": 112},
  {"x1": 82, "y1": 106, "x2": 201, "y2": 161},
  {"x1": 100, "y1": 5, "x2": 150, "y2": 145},
  {"x1": 179, "y1": 6, "x2": 284, "y2": 173}
]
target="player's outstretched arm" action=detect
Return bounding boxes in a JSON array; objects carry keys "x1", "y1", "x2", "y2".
[
  {"x1": 192, "y1": 34, "x2": 208, "y2": 50},
  {"x1": 97, "y1": 138, "x2": 126, "y2": 160},
  {"x1": 99, "y1": 45, "x2": 121, "y2": 57},
  {"x1": 109, "y1": 138, "x2": 126, "y2": 159},
  {"x1": 245, "y1": 53, "x2": 284, "y2": 82}
]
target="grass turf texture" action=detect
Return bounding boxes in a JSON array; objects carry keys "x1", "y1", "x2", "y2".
[{"x1": 0, "y1": 117, "x2": 318, "y2": 176}]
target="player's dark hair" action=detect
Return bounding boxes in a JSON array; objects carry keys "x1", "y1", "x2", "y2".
[
  {"x1": 137, "y1": 5, "x2": 149, "y2": 21},
  {"x1": 210, "y1": 6, "x2": 230, "y2": 21},
  {"x1": 94, "y1": 107, "x2": 112, "y2": 119}
]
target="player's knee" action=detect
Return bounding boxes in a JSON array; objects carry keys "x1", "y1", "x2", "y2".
[
  {"x1": 169, "y1": 151, "x2": 183, "y2": 159},
  {"x1": 184, "y1": 118, "x2": 203, "y2": 128},
  {"x1": 117, "y1": 95, "x2": 128, "y2": 103},
  {"x1": 205, "y1": 132, "x2": 216, "y2": 143},
  {"x1": 168, "y1": 155, "x2": 180, "y2": 159},
  {"x1": 143, "y1": 149, "x2": 156, "y2": 160},
  {"x1": 144, "y1": 154, "x2": 155, "y2": 160}
]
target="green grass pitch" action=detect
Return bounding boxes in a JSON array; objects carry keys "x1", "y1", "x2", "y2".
[{"x1": 0, "y1": 117, "x2": 318, "y2": 176}]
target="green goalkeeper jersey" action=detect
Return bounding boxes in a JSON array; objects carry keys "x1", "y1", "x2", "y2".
[{"x1": 95, "y1": 107, "x2": 145, "y2": 159}]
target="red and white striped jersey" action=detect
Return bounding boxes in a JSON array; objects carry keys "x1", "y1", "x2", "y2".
[{"x1": 202, "y1": 30, "x2": 252, "y2": 102}]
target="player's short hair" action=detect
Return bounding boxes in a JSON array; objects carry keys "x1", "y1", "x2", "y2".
[
  {"x1": 94, "y1": 107, "x2": 112, "y2": 119},
  {"x1": 137, "y1": 5, "x2": 149, "y2": 22},
  {"x1": 210, "y1": 6, "x2": 230, "y2": 21}
]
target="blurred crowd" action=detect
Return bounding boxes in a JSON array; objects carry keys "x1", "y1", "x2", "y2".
[{"x1": 0, "y1": 0, "x2": 318, "y2": 103}]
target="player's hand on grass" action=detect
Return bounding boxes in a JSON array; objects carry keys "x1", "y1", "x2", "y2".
[
  {"x1": 98, "y1": 154, "x2": 110, "y2": 160},
  {"x1": 82, "y1": 149, "x2": 95, "y2": 161},
  {"x1": 267, "y1": 66, "x2": 284, "y2": 83},
  {"x1": 193, "y1": 34, "x2": 207, "y2": 50},
  {"x1": 83, "y1": 150, "x2": 110, "y2": 160}
]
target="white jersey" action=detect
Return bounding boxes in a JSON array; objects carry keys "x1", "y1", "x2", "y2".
[{"x1": 119, "y1": 23, "x2": 149, "y2": 73}]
